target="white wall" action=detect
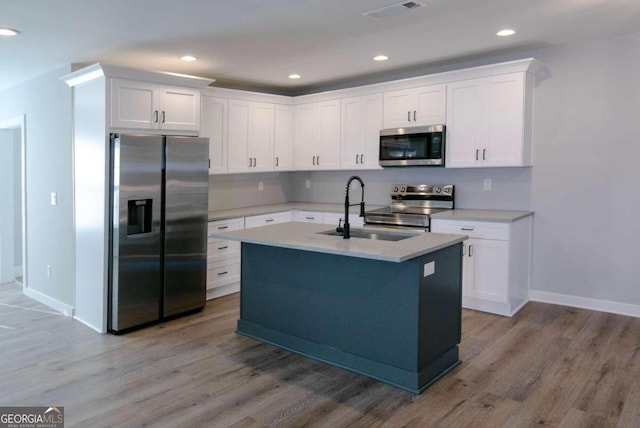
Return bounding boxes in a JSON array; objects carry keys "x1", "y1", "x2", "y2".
[
  {"x1": 0, "y1": 66, "x2": 74, "y2": 312},
  {"x1": 0, "y1": 128, "x2": 15, "y2": 283}
]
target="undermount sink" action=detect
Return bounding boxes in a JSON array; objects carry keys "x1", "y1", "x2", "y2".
[{"x1": 318, "y1": 229, "x2": 413, "y2": 241}]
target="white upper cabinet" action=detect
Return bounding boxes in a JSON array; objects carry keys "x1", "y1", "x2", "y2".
[
  {"x1": 201, "y1": 96, "x2": 228, "y2": 175},
  {"x1": 446, "y1": 72, "x2": 533, "y2": 168},
  {"x1": 227, "y1": 100, "x2": 274, "y2": 173},
  {"x1": 382, "y1": 84, "x2": 446, "y2": 129},
  {"x1": 111, "y1": 78, "x2": 201, "y2": 131},
  {"x1": 274, "y1": 104, "x2": 295, "y2": 171},
  {"x1": 341, "y1": 94, "x2": 383, "y2": 170},
  {"x1": 294, "y1": 100, "x2": 341, "y2": 170}
]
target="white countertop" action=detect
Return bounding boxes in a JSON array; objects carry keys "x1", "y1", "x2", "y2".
[
  {"x1": 212, "y1": 222, "x2": 466, "y2": 263},
  {"x1": 431, "y1": 209, "x2": 533, "y2": 223},
  {"x1": 208, "y1": 202, "x2": 384, "y2": 221}
]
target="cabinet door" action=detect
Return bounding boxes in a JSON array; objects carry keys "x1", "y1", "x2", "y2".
[
  {"x1": 483, "y1": 73, "x2": 525, "y2": 167},
  {"x1": 414, "y1": 84, "x2": 446, "y2": 125},
  {"x1": 227, "y1": 100, "x2": 251, "y2": 173},
  {"x1": 382, "y1": 89, "x2": 413, "y2": 129},
  {"x1": 445, "y1": 79, "x2": 483, "y2": 167},
  {"x1": 317, "y1": 100, "x2": 341, "y2": 170},
  {"x1": 341, "y1": 94, "x2": 383, "y2": 170},
  {"x1": 248, "y1": 102, "x2": 274, "y2": 172},
  {"x1": 294, "y1": 103, "x2": 319, "y2": 170},
  {"x1": 201, "y1": 96, "x2": 227, "y2": 174},
  {"x1": 467, "y1": 238, "x2": 509, "y2": 302},
  {"x1": 274, "y1": 104, "x2": 294, "y2": 171},
  {"x1": 159, "y1": 86, "x2": 200, "y2": 131},
  {"x1": 111, "y1": 79, "x2": 158, "y2": 129}
]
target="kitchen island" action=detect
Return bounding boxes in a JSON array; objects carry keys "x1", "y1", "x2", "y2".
[{"x1": 213, "y1": 222, "x2": 466, "y2": 393}]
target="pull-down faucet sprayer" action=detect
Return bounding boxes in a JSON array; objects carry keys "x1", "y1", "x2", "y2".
[{"x1": 337, "y1": 176, "x2": 365, "y2": 239}]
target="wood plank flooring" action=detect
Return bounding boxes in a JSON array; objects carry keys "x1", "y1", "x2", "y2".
[{"x1": 1, "y1": 280, "x2": 639, "y2": 427}]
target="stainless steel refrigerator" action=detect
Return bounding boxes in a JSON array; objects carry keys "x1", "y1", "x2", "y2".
[{"x1": 108, "y1": 133, "x2": 209, "y2": 333}]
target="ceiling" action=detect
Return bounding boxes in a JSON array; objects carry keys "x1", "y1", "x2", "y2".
[{"x1": 2, "y1": 0, "x2": 640, "y2": 94}]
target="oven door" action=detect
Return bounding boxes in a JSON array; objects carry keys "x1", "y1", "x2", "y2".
[{"x1": 379, "y1": 125, "x2": 445, "y2": 166}]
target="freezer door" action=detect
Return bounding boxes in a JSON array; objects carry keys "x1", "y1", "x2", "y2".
[
  {"x1": 163, "y1": 136, "x2": 209, "y2": 317},
  {"x1": 109, "y1": 134, "x2": 163, "y2": 332}
]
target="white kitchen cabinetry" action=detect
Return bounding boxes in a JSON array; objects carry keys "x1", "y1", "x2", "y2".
[
  {"x1": 201, "y1": 96, "x2": 228, "y2": 174},
  {"x1": 111, "y1": 78, "x2": 201, "y2": 131},
  {"x1": 227, "y1": 100, "x2": 274, "y2": 173},
  {"x1": 431, "y1": 216, "x2": 532, "y2": 316},
  {"x1": 274, "y1": 104, "x2": 295, "y2": 171},
  {"x1": 293, "y1": 210, "x2": 325, "y2": 224},
  {"x1": 244, "y1": 211, "x2": 292, "y2": 229},
  {"x1": 207, "y1": 218, "x2": 244, "y2": 300},
  {"x1": 294, "y1": 100, "x2": 341, "y2": 170},
  {"x1": 382, "y1": 84, "x2": 446, "y2": 129},
  {"x1": 341, "y1": 94, "x2": 383, "y2": 170},
  {"x1": 445, "y1": 72, "x2": 534, "y2": 168}
]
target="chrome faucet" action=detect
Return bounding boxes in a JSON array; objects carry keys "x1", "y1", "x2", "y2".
[{"x1": 336, "y1": 175, "x2": 365, "y2": 239}]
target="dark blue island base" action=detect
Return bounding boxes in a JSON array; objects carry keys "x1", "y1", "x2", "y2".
[{"x1": 236, "y1": 242, "x2": 463, "y2": 394}]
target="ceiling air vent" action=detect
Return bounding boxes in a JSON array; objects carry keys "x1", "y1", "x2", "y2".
[{"x1": 362, "y1": 1, "x2": 426, "y2": 20}]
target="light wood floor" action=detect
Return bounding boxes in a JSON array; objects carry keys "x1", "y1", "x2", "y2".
[{"x1": 1, "y1": 281, "x2": 639, "y2": 428}]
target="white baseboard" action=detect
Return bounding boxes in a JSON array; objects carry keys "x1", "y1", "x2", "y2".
[
  {"x1": 23, "y1": 286, "x2": 74, "y2": 317},
  {"x1": 529, "y1": 290, "x2": 640, "y2": 318},
  {"x1": 72, "y1": 315, "x2": 105, "y2": 333}
]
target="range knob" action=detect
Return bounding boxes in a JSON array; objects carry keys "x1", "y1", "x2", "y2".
[
  {"x1": 393, "y1": 186, "x2": 399, "y2": 192},
  {"x1": 435, "y1": 186, "x2": 442, "y2": 193},
  {"x1": 400, "y1": 186, "x2": 406, "y2": 192}
]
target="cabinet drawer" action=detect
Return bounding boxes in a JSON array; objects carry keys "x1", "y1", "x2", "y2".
[
  {"x1": 207, "y1": 258, "x2": 240, "y2": 287},
  {"x1": 431, "y1": 219, "x2": 509, "y2": 240},
  {"x1": 294, "y1": 210, "x2": 324, "y2": 223},
  {"x1": 207, "y1": 240, "x2": 240, "y2": 260},
  {"x1": 245, "y1": 211, "x2": 292, "y2": 229},
  {"x1": 208, "y1": 218, "x2": 244, "y2": 235}
]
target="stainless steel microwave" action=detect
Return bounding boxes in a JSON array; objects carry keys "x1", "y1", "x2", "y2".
[{"x1": 379, "y1": 125, "x2": 445, "y2": 166}]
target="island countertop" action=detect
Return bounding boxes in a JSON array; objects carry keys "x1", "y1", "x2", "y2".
[{"x1": 212, "y1": 222, "x2": 466, "y2": 263}]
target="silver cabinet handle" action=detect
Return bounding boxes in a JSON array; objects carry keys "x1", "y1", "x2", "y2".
[
  {"x1": 317, "y1": 156, "x2": 320, "y2": 165},
  {"x1": 475, "y1": 149, "x2": 479, "y2": 161},
  {"x1": 360, "y1": 154, "x2": 364, "y2": 164},
  {"x1": 217, "y1": 271, "x2": 228, "y2": 276},
  {"x1": 312, "y1": 156, "x2": 316, "y2": 165},
  {"x1": 254, "y1": 158, "x2": 257, "y2": 167},
  {"x1": 407, "y1": 111, "x2": 411, "y2": 122},
  {"x1": 217, "y1": 226, "x2": 228, "y2": 230},
  {"x1": 355, "y1": 154, "x2": 359, "y2": 164},
  {"x1": 306, "y1": 216, "x2": 315, "y2": 220},
  {"x1": 483, "y1": 149, "x2": 486, "y2": 160},
  {"x1": 161, "y1": 111, "x2": 166, "y2": 123},
  {"x1": 275, "y1": 157, "x2": 279, "y2": 167},
  {"x1": 468, "y1": 244, "x2": 473, "y2": 257},
  {"x1": 461, "y1": 227, "x2": 474, "y2": 231},
  {"x1": 265, "y1": 219, "x2": 274, "y2": 223},
  {"x1": 217, "y1": 245, "x2": 228, "y2": 250},
  {"x1": 249, "y1": 158, "x2": 252, "y2": 167},
  {"x1": 413, "y1": 110, "x2": 417, "y2": 121},
  {"x1": 154, "y1": 110, "x2": 159, "y2": 123}
]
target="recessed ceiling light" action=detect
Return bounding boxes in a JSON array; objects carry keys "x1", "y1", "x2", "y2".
[
  {"x1": 496, "y1": 29, "x2": 516, "y2": 37},
  {"x1": 0, "y1": 28, "x2": 20, "y2": 36},
  {"x1": 180, "y1": 55, "x2": 198, "y2": 62},
  {"x1": 288, "y1": 74, "x2": 302, "y2": 80},
  {"x1": 373, "y1": 55, "x2": 389, "y2": 61}
]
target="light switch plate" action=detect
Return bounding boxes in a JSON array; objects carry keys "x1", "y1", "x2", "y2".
[
  {"x1": 258, "y1": 181, "x2": 264, "y2": 191},
  {"x1": 483, "y1": 179, "x2": 492, "y2": 191},
  {"x1": 424, "y1": 261, "x2": 435, "y2": 277},
  {"x1": 50, "y1": 192, "x2": 57, "y2": 205},
  {"x1": 305, "y1": 179, "x2": 311, "y2": 189}
]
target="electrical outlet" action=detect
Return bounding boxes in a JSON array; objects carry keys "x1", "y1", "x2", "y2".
[
  {"x1": 483, "y1": 179, "x2": 492, "y2": 191},
  {"x1": 46, "y1": 264, "x2": 52, "y2": 278},
  {"x1": 305, "y1": 179, "x2": 311, "y2": 189},
  {"x1": 258, "y1": 181, "x2": 264, "y2": 191},
  {"x1": 50, "y1": 192, "x2": 57, "y2": 206}
]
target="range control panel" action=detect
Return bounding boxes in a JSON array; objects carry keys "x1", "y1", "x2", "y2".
[{"x1": 391, "y1": 184, "x2": 454, "y2": 197}]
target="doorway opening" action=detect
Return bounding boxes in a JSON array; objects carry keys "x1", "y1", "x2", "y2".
[{"x1": 0, "y1": 115, "x2": 27, "y2": 290}]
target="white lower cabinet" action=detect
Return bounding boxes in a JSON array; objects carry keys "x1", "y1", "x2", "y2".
[
  {"x1": 207, "y1": 218, "x2": 244, "y2": 300},
  {"x1": 430, "y1": 216, "x2": 532, "y2": 316},
  {"x1": 244, "y1": 211, "x2": 292, "y2": 229}
]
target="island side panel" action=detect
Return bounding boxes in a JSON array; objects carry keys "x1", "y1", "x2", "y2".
[
  {"x1": 417, "y1": 243, "x2": 463, "y2": 388},
  {"x1": 238, "y1": 243, "x2": 421, "y2": 371},
  {"x1": 236, "y1": 242, "x2": 463, "y2": 393}
]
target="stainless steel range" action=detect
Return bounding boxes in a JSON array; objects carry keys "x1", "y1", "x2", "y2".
[{"x1": 364, "y1": 184, "x2": 454, "y2": 231}]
